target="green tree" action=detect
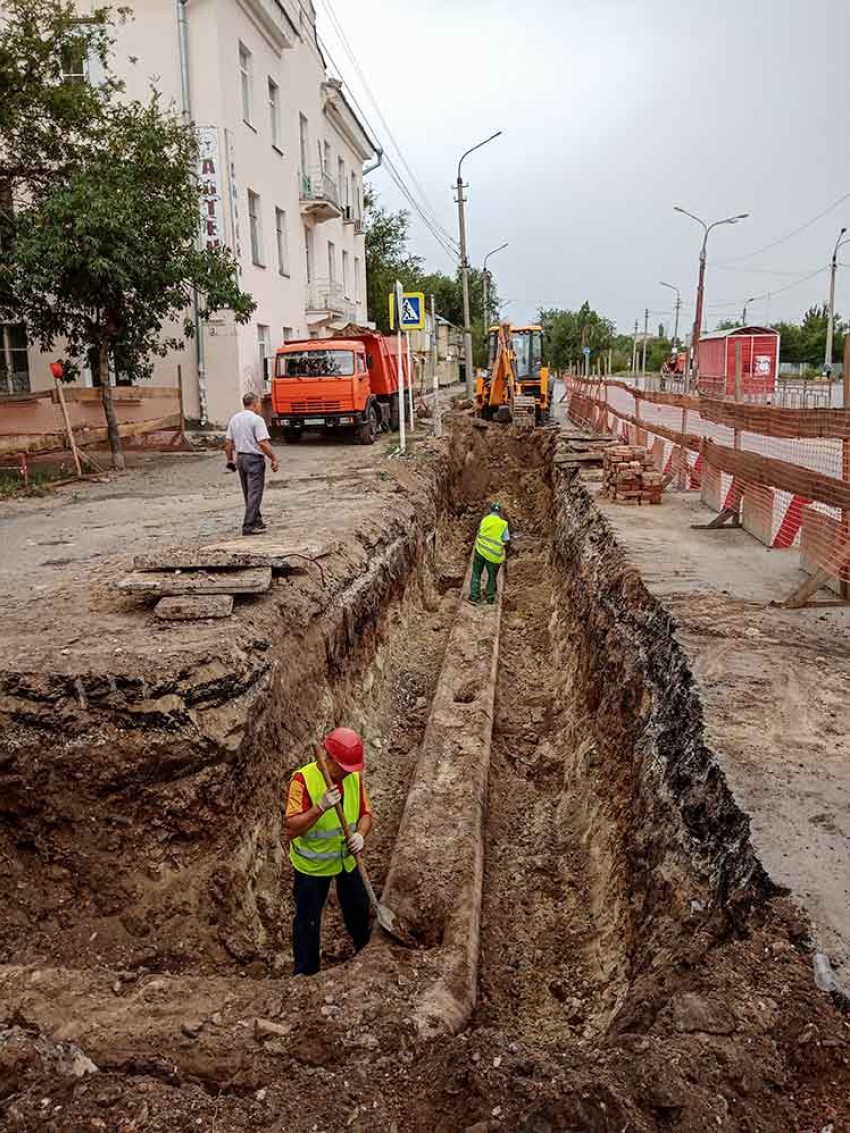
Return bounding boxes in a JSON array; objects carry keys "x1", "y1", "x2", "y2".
[
  {"x1": 363, "y1": 188, "x2": 422, "y2": 332},
  {"x1": 0, "y1": 0, "x2": 128, "y2": 309},
  {"x1": 6, "y1": 95, "x2": 254, "y2": 469},
  {"x1": 538, "y1": 303, "x2": 615, "y2": 371}
]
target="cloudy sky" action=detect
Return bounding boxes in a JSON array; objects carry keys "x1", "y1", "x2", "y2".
[{"x1": 317, "y1": 0, "x2": 849, "y2": 336}]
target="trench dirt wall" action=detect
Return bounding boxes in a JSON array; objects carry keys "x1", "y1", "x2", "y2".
[{"x1": 547, "y1": 460, "x2": 775, "y2": 1018}]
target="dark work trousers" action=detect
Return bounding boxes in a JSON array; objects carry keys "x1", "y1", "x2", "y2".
[
  {"x1": 236, "y1": 452, "x2": 266, "y2": 533},
  {"x1": 292, "y1": 867, "x2": 372, "y2": 976},
  {"x1": 470, "y1": 551, "x2": 501, "y2": 603}
]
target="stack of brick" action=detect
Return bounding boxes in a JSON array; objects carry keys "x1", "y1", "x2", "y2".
[{"x1": 600, "y1": 445, "x2": 663, "y2": 505}]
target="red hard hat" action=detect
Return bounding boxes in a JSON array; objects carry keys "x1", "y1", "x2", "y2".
[{"x1": 323, "y1": 727, "x2": 364, "y2": 772}]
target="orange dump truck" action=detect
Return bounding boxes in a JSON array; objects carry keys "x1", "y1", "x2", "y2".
[{"x1": 271, "y1": 333, "x2": 405, "y2": 444}]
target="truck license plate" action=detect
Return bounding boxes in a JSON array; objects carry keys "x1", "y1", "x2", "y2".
[{"x1": 305, "y1": 417, "x2": 324, "y2": 425}]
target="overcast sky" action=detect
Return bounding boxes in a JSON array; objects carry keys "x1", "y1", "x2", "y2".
[{"x1": 317, "y1": 0, "x2": 850, "y2": 335}]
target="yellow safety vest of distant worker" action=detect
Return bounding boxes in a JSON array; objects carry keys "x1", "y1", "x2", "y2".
[{"x1": 470, "y1": 503, "x2": 510, "y2": 604}]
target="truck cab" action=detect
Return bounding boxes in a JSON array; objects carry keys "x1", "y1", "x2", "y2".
[{"x1": 272, "y1": 336, "x2": 400, "y2": 444}]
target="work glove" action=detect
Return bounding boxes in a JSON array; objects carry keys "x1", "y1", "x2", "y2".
[
  {"x1": 318, "y1": 785, "x2": 341, "y2": 813},
  {"x1": 347, "y1": 831, "x2": 364, "y2": 855},
  {"x1": 225, "y1": 461, "x2": 237, "y2": 473}
]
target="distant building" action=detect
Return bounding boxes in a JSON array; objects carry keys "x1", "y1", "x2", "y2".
[{"x1": 3, "y1": 0, "x2": 377, "y2": 426}]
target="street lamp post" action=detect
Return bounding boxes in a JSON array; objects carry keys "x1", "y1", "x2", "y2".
[
  {"x1": 826, "y1": 227, "x2": 848, "y2": 374},
  {"x1": 659, "y1": 281, "x2": 681, "y2": 347},
  {"x1": 482, "y1": 242, "x2": 508, "y2": 333},
  {"x1": 742, "y1": 296, "x2": 755, "y2": 326},
  {"x1": 456, "y1": 131, "x2": 502, "y2": 398},
  {"x1": 675, "y1": 206, "x2": 749, "y2": 390}
]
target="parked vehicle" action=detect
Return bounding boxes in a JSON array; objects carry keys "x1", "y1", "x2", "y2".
[{"x1": 271, "y1": 332, "x2": 406, "y2": 444}]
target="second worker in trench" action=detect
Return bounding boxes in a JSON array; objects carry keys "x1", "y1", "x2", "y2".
[{"x1": 285, "y1": 727, "x2": 373, "y2": 975}]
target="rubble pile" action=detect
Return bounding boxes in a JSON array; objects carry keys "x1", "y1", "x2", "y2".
[{"x1": 601, "y1": 444, "x2": 663, "y2": 505}]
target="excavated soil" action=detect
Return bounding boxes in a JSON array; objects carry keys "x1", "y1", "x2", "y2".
[{"x1": 2, "y1": 417, "x2": 850, "y2": 1132}]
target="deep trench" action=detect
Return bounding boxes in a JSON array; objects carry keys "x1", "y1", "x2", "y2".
[{"x1": 1, "y1": 422, "x2": 793, "y2": 1108}]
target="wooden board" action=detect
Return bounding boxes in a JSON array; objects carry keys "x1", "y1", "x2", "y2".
[
  {"x1": 155, "y1": 595, "x2": 234, "y2": 620},
  {"x1": 133, "y1": 542, "x2": 328, "y2": 573},
  {"x1": 118, "y1": 567, "x2": 272, "y2": 596},
  {"x1": 554, "y1": 451, "x2": 604, "y2": 464}
]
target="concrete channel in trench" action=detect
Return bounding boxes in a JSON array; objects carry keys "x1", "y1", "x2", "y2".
[{"x1": 1, "y1": 417, "x2": 849, "y2": 1131}]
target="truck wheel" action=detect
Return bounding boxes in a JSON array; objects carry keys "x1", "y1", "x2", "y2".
[
  {"x1": 389, "y1": 394, "x2": 400, "y2": 432},
  {"x1": 282, "y1": 429, "x2": 302, "y2": 443},
  {"x1": 357, "y1": 404, "x2": 378, "y2": 445}
]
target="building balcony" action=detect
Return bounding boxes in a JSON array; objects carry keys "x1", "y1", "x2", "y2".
[
  {"x1": 306, "y1": 279, "x2": 356, "y2": 326},
  {"x1": 299, "y1": 167, "x2": 342, "y2": 223},
  {"x1": 354, "y1": 217, "x2": 364, "y2": 236}
]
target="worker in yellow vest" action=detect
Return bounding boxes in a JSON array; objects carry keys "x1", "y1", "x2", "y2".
[
  {"x1": 285, "y1": 727, "x2": 373, "y2": 975},
  {"x1": 469, "y1": 502, "x2": 510, "y2": 605}
]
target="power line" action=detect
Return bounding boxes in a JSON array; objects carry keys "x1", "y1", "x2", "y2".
[
  {"x1": 717, "y1": 189, "x2": 850, "y2": 263},
  {"x1": 317, "y1": 0, "x2": 457, "y2": 252},
  {"x1": 290, "y1": 0, "x2": 457, "y2": 262}
]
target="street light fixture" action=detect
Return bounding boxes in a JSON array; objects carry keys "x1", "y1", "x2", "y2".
[
  {"x1": 659, "y1": 281, "x2": 681, "y2": 347},
  {"x1": 456, "y1": 131, "x2": 503, "y2": 397},
  {"x1": 482, "y1": 242, "x2": 508, "y2": 329},
  {"x1": 825, "y1": 226, "x2": 849, "y2": 373},
  {"x1": 674, "y1": 206, "x2": 749, "y2": 388}
]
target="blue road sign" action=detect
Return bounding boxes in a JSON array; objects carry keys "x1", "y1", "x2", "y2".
[{"x1": 582, "y1": 345, "x2": 591, "y2": 356}]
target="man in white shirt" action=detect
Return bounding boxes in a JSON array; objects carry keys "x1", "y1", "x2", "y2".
[{"x1": 225, "y1": 392, "x2": 279, "y2": 536}]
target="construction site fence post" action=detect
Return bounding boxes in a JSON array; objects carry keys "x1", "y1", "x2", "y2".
[
  {"x1": 734, "y1": 340, "x2": 743, "y2": 451},
  {"x1": 431, "y1": 294, "x2": 441, "y2": 439},
  {"x1": 842, "y1": 335, "x2": 850, "y2": 598},
  {"x1": 406, "y1": 332, "x2": 415, "y2": 432}
]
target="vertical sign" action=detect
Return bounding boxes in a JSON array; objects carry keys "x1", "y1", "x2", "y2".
[
  {"x1": 224, "y1": 128, "x2": 242, "y2": 271},
  {"x1": 197, "y1": 126, "x2": 224, "y2": 252}
]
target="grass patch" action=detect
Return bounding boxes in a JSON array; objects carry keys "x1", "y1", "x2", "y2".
[{"x1": 0, "y1": 463, "x2": 75, "y2": 498}]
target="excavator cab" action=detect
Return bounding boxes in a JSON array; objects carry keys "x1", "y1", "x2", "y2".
[{"x1": 476, "y1": 324, "x2": 551, "y2": 425}]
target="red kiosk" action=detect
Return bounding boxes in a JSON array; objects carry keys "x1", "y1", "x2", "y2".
[{"x1": 696, "y1": 326, "x2": 780, "y2": 396}]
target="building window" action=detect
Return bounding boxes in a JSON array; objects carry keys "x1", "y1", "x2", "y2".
[
  {"x1": 275, "y1": 208, "x2": 289, "y2": 276},
  {"x1": 283, "y1": 326, "x2": 294, "y2": 343},
  {"x1": 257, "y1": 324, "x2": 271, "y2": 384},
  {"x1": 323, "y1": 141, "x2": 331, "y2": 174},
  {"x1": 350, "y1": 172, "x2": 357, "y2": 217},
  {"x1": 327, "y1": 240, "x2": 336, "y2": 283},
  {"x1": 354, "y1": 256, "x2": 361, "y2": 303},
  {"x1": 268, "y1": 79, "x2": 280, "y2": 149},
  {"x1": 304, "y1": 227, "x2": 313, "y2": 284},
  {"x1": 60, "y1": 38, "x2": 87, "y2": 84},
  {"x1": 239, "y1": 43, "x2": 253, "y2": 125},
  {"x1": 299, "y1": 114, "x2": 309, "y2": 174},
  {"x1": 0, "y1": 324, "x2": 31, "y2": 396},
  {"x1": 338, "y1": 157, "x2": 345, "y2": 208},
  {"x1": 248, "y1": 189, "x2": 264, "y2": 265},
  {"x1": 342, "y1": 250, "x2": 350, "y2": 298}
]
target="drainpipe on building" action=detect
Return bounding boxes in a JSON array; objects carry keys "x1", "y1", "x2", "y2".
[
  {"x1": 363, "y1": 149, "x2": 383, "y2": 177},
  {"x1": 177, "y1": 0, "x2": 209, "y2": 426}
]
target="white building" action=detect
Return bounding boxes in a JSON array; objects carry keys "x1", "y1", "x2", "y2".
[{"x1": 12, "y1": 0, "x2": 376, "y2": 427}]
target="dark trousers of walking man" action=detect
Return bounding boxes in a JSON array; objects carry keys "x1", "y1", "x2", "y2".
[{"x1": 237, "y1": 452, "x2": 266, "y2": 534}]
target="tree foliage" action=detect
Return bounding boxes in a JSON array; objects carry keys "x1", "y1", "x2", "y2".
[
  {"x1": 538, "y1": 303, "x2": 616, "y2": 371},
  {"x1": 0, "y1": 0, "x2": 254, "y2": 467}
]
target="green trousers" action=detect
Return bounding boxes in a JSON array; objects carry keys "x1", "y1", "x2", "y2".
[{"x1": 470, "y1": 551, "x2": 501, "y2": 603}]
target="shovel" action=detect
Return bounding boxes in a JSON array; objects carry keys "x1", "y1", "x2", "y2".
[{"x1": 315, "y1": 750, "x2": 415, "y2": 947}]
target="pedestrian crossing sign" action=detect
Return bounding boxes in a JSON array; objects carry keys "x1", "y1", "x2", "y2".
[{"x1": 388, "y1": 291, "x2": 426, "y2": 331}]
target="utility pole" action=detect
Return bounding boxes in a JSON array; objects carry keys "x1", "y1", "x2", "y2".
[
  {"x1": 675, "y1": 205, "x2": 748, "y2": 391},
  {"x1": 631, "y1": 319, "x2": 639, "y2": 372},
  {"x1": 455, "y1": 132, "x2": 502, "y2": 398},
  {"x1": 660, "y1": 281, "x2": 681, "y2": 348},
  {"x1": 826, "y1": 227, "x2": 848, "y2": 374},
  {"x1": 431, "y1": 294, "x2": 441, "y2": 438},
  {"x1": 641, "y1": 307, "x2": 649, "y2": 379}
]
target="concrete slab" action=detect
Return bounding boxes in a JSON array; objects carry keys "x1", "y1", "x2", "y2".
[
  {"x1": 154, "y1": 595, "x2": 234, "y2": 620},
  {"x1": 741, "y1": 484, "x2": 775, "y2": 547},
  {"x1": 594, "y1": 485, "x2": 850, "y2": 968},
  {"x1": 133, "y1": 542, "x2": 329, "y2": 572},
  {"x1": 118, "y1": 566, "x2": 272, "y2": 596}
]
